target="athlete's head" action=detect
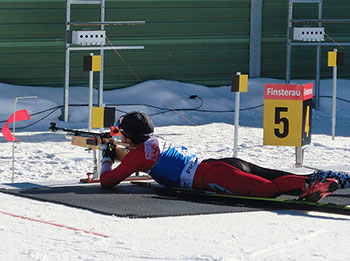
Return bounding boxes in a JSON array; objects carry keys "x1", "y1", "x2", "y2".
[{"x1": 118, "y1": 111, "x2": 154, "y2": 145}]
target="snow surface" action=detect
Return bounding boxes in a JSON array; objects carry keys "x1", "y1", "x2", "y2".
[{"x1": 1, "y1": 78, "x2": 350, "y2": 260}]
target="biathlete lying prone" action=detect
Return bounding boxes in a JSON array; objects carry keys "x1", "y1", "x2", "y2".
[{"x1": 99, "y1": 111, "x2": 350, "y2": 202}]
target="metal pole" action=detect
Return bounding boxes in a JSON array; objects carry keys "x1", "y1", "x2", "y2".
[
  {"x1": 249, "y1": 0, "x2": 262, "y2": 78},
  {"x1": 97, "y1": 1, "x2": 106, "y2": 180},
  {"x1": 332, "y1": 49, "x2": 338, "y2": 140},
  {"x1": 88, "y1": 53, "x2": 94, "y2": 132},
  {"x1": 64, "y1": 49, "x2": 70, "y2": 122},
  {"x1": 295, "y1": 146, "x2": 303, "y2": 167},
  {"x1": 87, "y1": 53, "x2": 99, "y2": 180},
  {"x1": 286, "y1": 0, "x2": 293, "y2": 84},
  {"x1": 234, "y1": 74, "x2": 240, "y2": 157},
  {"x1": 314, "y1": 0, "x2": 323, "y2": 110},
  {"x1": 99, "y1": 0, "x2": 105, "y2": 107},
  {"x1": 97, "y1": 0, "x2": 105, "y2": 178},
  {"x1": 12, "y1": 99, "x2": 16, "y2": 183},
  {"x1": 64, "y1": 0, "x2": 71, "y2": 122},
  {"x1": 315, "y1": 45, "x2": 321, "y2": 110},
  {"x1": 11, "y1": 96, "x2": 37, "y2": 183}
]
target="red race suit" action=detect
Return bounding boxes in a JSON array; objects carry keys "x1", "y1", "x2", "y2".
[{"x1": 100, "y1": 136, "x2": 308, "y2": 197}]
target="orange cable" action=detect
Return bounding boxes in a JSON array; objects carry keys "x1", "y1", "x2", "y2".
[
  {"x1": 106, "y1": 36, "x2": 143, "y2": 82},
  {"x1": 324, "y1": 33, "x2": 345, "y2": 50}
]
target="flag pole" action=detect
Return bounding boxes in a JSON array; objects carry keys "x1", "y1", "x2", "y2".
[{"x1": 12, "y1": 96, "x2": 37, "y2": 183}]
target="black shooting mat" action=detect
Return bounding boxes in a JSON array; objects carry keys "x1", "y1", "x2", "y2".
[
  {"x1": 1, "y1": 183, "x2": 350, "y2": 218},
  {"x1": 0, "y1": 183, "x2": 264, "y2": 218}
]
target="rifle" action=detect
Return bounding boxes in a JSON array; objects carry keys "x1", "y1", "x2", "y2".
[{"x1": 49, "y1": 122, "x2": 133, "y2": 161}]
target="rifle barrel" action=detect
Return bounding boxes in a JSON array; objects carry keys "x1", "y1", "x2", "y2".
[{"x1": 49, "y1": 122, "x2": 111, "y2": 138}]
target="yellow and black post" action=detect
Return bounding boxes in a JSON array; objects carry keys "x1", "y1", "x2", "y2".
[
  {"x1": 91, "y1": 107, "x2": 116, "y2": 129},
  {"x1": 84, "y1": 55, "x2": 102, "y2": 73},
  {"x1": 231, "y1": 72, "x2": 248, "y2": 157},
  {"x1": 84, "y1": 53, "x2": 102, "y2": 131},
  {"x1": 83, "y1": 53, "x2": 102, "y2": 180},
  {"x1": 328, "y1": 49, "x2": 344, "y2": 140}
]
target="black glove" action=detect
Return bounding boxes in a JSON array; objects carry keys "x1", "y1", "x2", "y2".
[{"x1": 99, "y1": 141, "x2": 116, "y2": 163}]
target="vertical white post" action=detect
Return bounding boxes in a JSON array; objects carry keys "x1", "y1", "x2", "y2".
[
  {"x1": 11, "y1": 96, "x2": 37, "y2": 183},
  {"x1": 249, "y1": 0, "x2": 262, "y2": 78},
  {"x1": 64, "y1": 0, "x2": 71, "y2": 122},
  {"x1": 12, "y1": 100, "x2": 16, "y2": 183},
  {"x1": 234, "y1": 92, "x2": 240, "y2": 157},
  {"x1": 88, "y1": 53, "x2": 99, "y2": 180},
  {"x1": 99, "y1": 0, "x2": 105, "y2": 107},
  {"x1": 295, "y1": 146, "x2": 303, "y2": 168},
  {"x1": 234, "y1": 72, "x2": 241, "y2": 157},
  {"x1": 92, "y1": 148, "x2": 98, "y2": 180},
  {"x1": 332, "y1": 49, "x2": 337, "y2": 140},
  {"x1": 97, "y1": 1, "x2": 105, "y2": 180},
  {"x1": 88, "y1": 53, "x2": 94, "y2": 132}
]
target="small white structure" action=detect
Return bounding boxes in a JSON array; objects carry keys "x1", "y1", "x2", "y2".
[
  {"x1": 71, "y1": 30, "x2": 106, "y2": 46},
  {"x1": 293, "y1": 27, "x2": 325, "y2": 42}
]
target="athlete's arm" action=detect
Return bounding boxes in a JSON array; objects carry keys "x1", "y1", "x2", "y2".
[{"x1": 100, "y1": 144, "x2": 156, "y2": 188}]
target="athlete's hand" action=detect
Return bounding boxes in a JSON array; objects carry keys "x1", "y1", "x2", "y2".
[{"x1": 99, "y1": 141, "x2": 116, "y2": 163}]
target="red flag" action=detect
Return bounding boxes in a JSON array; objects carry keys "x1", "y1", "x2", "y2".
[{"x1": 1, "y1": 110, "x2": 31, "y2": 141}]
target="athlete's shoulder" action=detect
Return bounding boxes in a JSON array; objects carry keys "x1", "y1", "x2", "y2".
[{"x1": 143, "y1": 136, "x2": 162, "y2": 161}]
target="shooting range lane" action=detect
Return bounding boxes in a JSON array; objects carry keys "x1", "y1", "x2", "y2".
[
  {"x1": 1, "y1": 181, "x2": 350, "y2": 218},
  {"x1": 0, "y1": 182, "x2": 263, "y2": 218}
]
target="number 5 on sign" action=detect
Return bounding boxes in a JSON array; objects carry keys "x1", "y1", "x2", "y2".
[
  {"x1": 263, "y1": 83, "x2": 313, "y2": 147},
  {"x1": 274, "y1": 107, "x2": 289, "y2": 138}
]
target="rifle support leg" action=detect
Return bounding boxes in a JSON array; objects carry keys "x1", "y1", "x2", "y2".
[{"x1": 92, "y1": 149, "x2": 99, "y2": 180}]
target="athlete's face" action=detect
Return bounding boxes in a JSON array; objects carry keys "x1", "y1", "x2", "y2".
[{"x1": 120, "y1": 131, "x2": 132, "y2": 144}]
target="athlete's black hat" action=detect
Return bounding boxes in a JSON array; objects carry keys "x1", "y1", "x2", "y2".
[{"x1": 118, "y1": 111, "x2": 154, "y2": 144}]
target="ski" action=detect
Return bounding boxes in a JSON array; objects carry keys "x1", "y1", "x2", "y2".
[
  {"x1": 131, "y1": 181, "x2": 350, "y2": 216},
  {"x1": 80, "y1": 175, "x2": 153, "y2": 184}
]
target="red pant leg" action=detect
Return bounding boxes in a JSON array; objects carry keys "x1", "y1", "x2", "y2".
[{"x1": 193, "y1": 161, "x2": 307, "y2": 197}]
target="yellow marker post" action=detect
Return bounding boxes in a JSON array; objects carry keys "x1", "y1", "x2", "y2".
[
  {"x1": 231, "y1": 72, "x2": 249, "y2": 157},
  {"x1": 328, "y1": 51, "x2": 337, "y2": 67},
  {"x1": 91, "y1": 107, "x2": 104, "y2": 128},
  {"x1": 328, "y1": 49, "x2": 341, "y2": 140},
  {"x1": 91, "y1": 107, "x2": 116, "y2": 129},
  {"x1": 91, "y1": 55, "x2": 101, "y2": 72},
  {"x1": 82, "y1": 53, "x2": 106, "y2": 181},
  {"x1": 84, "y1": 55, "x2": 102, "y2": 72},
  {"x1": 84, "y1": 53, "x2": 103, "y2": 180},
  {"x1": 231, "y1": 73, "x2": 248, "y2": 92},
  {"x1": 263, "y1": 83, "x2": 313, "y2": 166},
  {"x1": 238, "y1": 74, "x2": 248, "y2": 92}
]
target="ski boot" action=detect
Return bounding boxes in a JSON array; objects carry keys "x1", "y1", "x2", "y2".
[{"x1": 299, "y1": 178, "x2": 339, "y2": 202}]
